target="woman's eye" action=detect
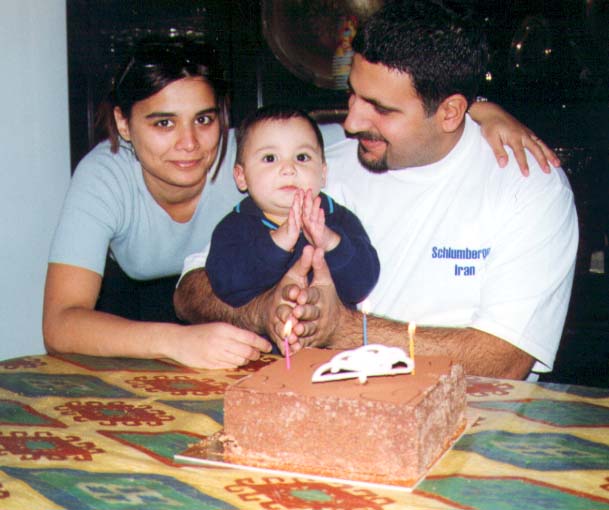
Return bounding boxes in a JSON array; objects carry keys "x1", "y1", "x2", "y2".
[
  {"x1": 262, "y1": 154, "x2": 276, "y2": 163},
  {"x1": 296, "y1": 153, "x2": 311, "y2": 162},
  {"x1": 196, "y1": 115, "x2": 214, "y2": 125}
]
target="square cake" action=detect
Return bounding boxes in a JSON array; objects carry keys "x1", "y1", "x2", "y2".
[{"x1": 223, "y1": 347, "x2": 467, "y2": 485}]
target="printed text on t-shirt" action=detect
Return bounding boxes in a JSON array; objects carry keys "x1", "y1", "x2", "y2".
[{"x1": 431, "y1": 246, "x2": 491, "y2": 277}]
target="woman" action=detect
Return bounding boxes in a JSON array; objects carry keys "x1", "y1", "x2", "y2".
[
  {"x1": 44, "y1": 39, "x2": 271, "y2": 368},
  {"x1": 43, "y1": 38, "x2": 556, "y2": 368}
]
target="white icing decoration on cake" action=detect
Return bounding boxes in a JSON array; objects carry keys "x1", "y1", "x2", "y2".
[{"x1": 311, "y1": 344, "x2": 414, "y2": 384}]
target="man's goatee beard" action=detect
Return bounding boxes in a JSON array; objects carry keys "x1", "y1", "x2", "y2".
[{"x1": 357, "y1": 144, "x2": 389, "y2": 174}]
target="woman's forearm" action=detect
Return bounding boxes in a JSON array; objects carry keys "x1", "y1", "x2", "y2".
[{"x1": 44, "y1": 304, "x2": 182, "y2": 359}]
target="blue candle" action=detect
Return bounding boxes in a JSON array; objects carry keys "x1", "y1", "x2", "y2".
[{"x1": 361, "y1": 299, "x2": 370, "y2": 346}]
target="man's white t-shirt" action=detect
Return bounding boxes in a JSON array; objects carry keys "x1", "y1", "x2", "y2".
[{"x1": 323, "y1": 115, "x2": 578, "y2": 373}]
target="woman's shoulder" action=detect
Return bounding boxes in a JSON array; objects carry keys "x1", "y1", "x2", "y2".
[
  {"x1": 74, "y1": 140, "x2": 139, "y2": 179},
  {"x1": 70, "y1": 140, "x2": 142, "y2": 198}
]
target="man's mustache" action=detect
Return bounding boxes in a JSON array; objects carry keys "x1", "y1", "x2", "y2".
[{"x1": 345, "y1": 130, "x2": 387, "y2": 144}]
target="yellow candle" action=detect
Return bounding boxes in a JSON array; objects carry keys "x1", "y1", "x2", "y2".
[{"x1": 408, "y1": 321, "x2": 416, "y2": 375}]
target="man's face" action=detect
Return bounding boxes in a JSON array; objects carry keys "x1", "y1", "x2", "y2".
[{"x1": 344, "y1": 54, "x2": 443, "y2": 171}]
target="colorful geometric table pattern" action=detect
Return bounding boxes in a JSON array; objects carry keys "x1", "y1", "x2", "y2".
[{"x1": 0, "y1": 355, "x2": 607, "y2": 510}]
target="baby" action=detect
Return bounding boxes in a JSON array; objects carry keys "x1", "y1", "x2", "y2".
[{"x1": 206, "y1": 104, "x2": 380, "y2": 309}]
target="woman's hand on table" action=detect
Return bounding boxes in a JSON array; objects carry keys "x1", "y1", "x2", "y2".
[
  {"x1": 168, "y1": 323, "x2": 272, "y2": 369},
  {"x1": 44, "y1": 263, "x2": 272, "y2": 370}
]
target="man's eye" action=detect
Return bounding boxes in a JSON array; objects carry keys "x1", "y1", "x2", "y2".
[
  {"x1": 154, "y1": 119, "x2": 173, "y2": 128},
  {"x1": 296, "y1": 153, "x2": 311, "y2": 162},
  {"x1": 374, "y1": 105, "x2": 392, "y2": 115},
  {"x1": 262, "y1": 154, "x2": 276, "y2": 163}
]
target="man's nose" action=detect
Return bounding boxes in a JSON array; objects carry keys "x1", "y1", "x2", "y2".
[{"x1": 343, "y1": 95, "x2": 371, "y2": 134}]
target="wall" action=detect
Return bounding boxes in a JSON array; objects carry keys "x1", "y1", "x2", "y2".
[{"x1": 0, "y1": 0, "x2": 70, "y2": 359}]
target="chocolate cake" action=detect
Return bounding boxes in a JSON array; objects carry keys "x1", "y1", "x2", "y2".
[{"x1": 223, "y1": 347, "x2": 467, "y2": 485}]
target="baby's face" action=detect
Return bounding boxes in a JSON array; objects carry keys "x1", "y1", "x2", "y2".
[{"x1": 233, "y1": 117, "x2": 327, "y2": 222}]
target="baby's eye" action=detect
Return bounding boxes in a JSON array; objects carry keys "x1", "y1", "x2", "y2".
[
  {"x1": 296, "y1": 153, "x2": 311, "y2": 162},
  {"x1": 154, "y1": 119, "x2": 174, "y2": 128},
  {"x1": 262, "y1": 154, "x2": 276, "y2": 163}
]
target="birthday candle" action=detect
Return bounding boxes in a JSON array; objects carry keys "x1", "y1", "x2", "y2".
[
  {"x1": 361, "y1": 299, "x2": 370, "y2": 346},
  {"x1": 283, "y1": 319, "x2": 293, "y2": 370},
  {"x1": 408, "y1": 322, "x2": 416, "y2": 375}
]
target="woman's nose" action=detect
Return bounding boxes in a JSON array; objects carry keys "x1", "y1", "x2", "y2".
[{"x1": 175, "y1": 126, "x2": 199, "y2": 151}]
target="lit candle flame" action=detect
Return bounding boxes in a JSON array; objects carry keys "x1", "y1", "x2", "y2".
[
  {"x1": 361, "y1": 299, "x2": 370, "y2": 315},
  {"x1": 408, "y1": 321, "x2": 416, "y2": 338},
  {"x1": 283, "y1": 319, "x2": 293, "y2": 338},
  {"x1": 408, "y1": 322, "x2": 416, "y2": 375},
  {"x1": 283, "y1": 319, "x2": 293, "y2": 370}
]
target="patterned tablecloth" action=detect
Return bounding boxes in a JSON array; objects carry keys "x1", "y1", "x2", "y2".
[{"x1": 0, "y1": 353, "x2": 608, "y2": 510}]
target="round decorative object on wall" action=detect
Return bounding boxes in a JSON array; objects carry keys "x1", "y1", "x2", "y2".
[{"x1": 261, "y1": 0, "x2": 383, "y2": 90}]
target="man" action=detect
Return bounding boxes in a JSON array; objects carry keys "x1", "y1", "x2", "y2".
[{"x1": 175, "y1": 1, "x2": 577, "y2": 379}]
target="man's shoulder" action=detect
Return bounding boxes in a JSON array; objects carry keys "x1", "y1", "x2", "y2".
[
  {"x1": 324, "y1": 138, "x2": 369, "y2": 190},
  {"x1": 325, "y1": 136, "x2": 359, "y2": 163},
  {"x1": 319, "y1": 123, "x2": 347, "y2": 147},
  {"x1": 463, "y1": 119, "x2": 572, "y2": 195},
  {"x1": 492, "y1": 149, "x2": 572, "y2": 198}
]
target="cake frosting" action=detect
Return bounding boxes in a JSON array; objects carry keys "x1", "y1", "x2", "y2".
[{"x1": 223, "y1": 347, "x2": 467, "y2": 485}]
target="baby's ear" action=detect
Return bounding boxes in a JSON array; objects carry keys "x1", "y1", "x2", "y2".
[
  {"x1": 321, "y1": 162, "x2": 328, "y2": 187},
  {"x1": 233, "y1": 164, "x2": 248, "y2": 191}
]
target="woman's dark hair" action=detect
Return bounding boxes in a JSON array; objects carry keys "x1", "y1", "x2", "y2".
[
  {"x1": 235, "y1": 104, "x2": 326, "y2": 165},
  {"x1": 97, "y1": 37, "x2": 230, "y2": 181}
]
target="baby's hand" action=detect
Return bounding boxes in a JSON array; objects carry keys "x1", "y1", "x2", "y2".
[
  {"x1": 301, "y1": 189, "x2": 340, "y2": 251},
  {"x1": 270, "y1": 190, "x2": 303, "y2": 251}
]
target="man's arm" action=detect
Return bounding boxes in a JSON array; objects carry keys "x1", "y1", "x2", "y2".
[
  {"x1": 316, "y1": 305, "x2": 534, "y2": 378},
  {"x1": 174, "y1": 249, "x2": 317, "y2": 351},
  {"x1": 285, "y1": 248, "x2": 534, "y2": 379},
  {"x1": 174, "y1": 269, "x2": 264, "y2": 332}
]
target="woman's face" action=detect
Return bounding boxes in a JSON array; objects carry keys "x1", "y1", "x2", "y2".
[{"x1": 114, "y1": 77, "x2": 221, "y2": 201}]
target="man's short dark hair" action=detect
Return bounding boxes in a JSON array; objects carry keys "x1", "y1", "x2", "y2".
[{"x1": 352, "y1": 0, "x2": 488, "y2": 115}]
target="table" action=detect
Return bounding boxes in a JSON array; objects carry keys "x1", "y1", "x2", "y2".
[{"x1": 1, "y1": 353, "x2": 608, "y2": 510}]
